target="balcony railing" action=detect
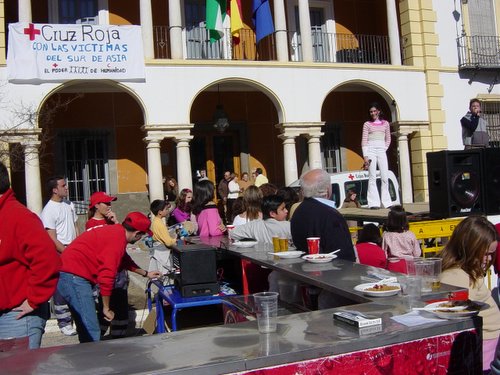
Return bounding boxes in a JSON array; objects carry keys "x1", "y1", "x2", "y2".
[
  {"x1": 153, "y1": 26, "x2": 390, "y2": 65},
  {"x1": 457, "y1": 35, "x2": 500, "y2": 69},
  {"x1": 289, "y1": 31, "x2": 390, "y2": 64}
]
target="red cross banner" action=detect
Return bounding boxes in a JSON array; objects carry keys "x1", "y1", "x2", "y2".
[{"x1": 7, "y1": 23, "x2": 145, "y2": 81}]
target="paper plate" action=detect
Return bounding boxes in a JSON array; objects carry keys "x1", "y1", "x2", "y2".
[
  {"x1": 422, "y1": 301, "x2": 481, "y2": 320},
  {"x1": 302, "y1": 254, "x2": 337, "y2": 263},
  {"x1": 267, "y1": 251, "x2": 305, "y2": 259},
  {"x1": 354, "y1": 282, "x2": 401, "y2": 297},
  {"x1": 233, "y1": 240, "x2": 258, "y2": 248}
]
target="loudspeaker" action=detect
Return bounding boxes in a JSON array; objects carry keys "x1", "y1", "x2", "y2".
[
  {"x1": 426, "y1": 150, "x2": 484, "y2": 218},
  {"x1": 483, "y1": 148, "x2": 500, "y2": 215},
  {"x1": 172, "y1": 244, "x2": 217, "y2": 297}
]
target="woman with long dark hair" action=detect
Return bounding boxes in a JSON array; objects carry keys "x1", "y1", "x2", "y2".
[
  {"x1": 361, "y1": 102, "x2": 392, "y2": 209},
  {"x1": 192, "y1": 180, "x2": 225, "y2": 236}
]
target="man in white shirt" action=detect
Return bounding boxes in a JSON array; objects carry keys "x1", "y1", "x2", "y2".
[{"x1": 40, "y1": 176, "x2": 79, "y2": 336}]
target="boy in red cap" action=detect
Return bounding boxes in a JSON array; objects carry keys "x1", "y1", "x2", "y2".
[{"x1": 57, "y1": 212, "x2": 161, "y2": 343}]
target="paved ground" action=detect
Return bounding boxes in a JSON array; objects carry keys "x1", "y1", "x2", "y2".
[{"x1": 41, "y1": 244, "x2": 153, "y2": 348}]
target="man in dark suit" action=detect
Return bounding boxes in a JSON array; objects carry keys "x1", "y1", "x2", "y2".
[{"x1": 291, "y1": 168, "x2": 355, "y2": 261}]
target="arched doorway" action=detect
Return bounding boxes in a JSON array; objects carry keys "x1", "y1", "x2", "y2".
[
  {"x1": 190, "y1": 82, "x2": 283, "y2": 187},
  {"x1": 38, "y1": 82, "x2": 147, "y2": 218},
  {"x1": 321, "y1": 83, "x2": 397, "y2": 175}
]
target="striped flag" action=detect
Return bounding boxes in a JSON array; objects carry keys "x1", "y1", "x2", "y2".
[
  {"x1": 252, "y1": 0, "x2": 274, "y2": 44},
  {"x1": 229, "y1": 0, "x2": 244, "y2": 40},
  {"x1": 206, "y1": 0, "x2": 226, "y2": 42}
]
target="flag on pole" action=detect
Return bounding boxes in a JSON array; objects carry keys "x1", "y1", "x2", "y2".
[
  {"x1": 229, "y1": 0, "x2": 244, "y2": 39},
  {"x1": 206, "y1": 0, "x2": 227, "y2": 42},
  {"x1": 252, "y1": 0, "x2": 274, "y2": 44}
]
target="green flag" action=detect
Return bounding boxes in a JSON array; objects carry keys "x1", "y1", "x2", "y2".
[{"x1": 206, "y1": 0, "x2": 226, "y2": 42}]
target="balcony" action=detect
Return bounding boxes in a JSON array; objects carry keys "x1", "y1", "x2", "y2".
[
  {"x1": 153, "y1": 26, "x2": 391, "y2": 65},
  {"x1": 291, "y1": 31, "x2": 390, "y2": 64},
  {"x1": 457, "y1": 35, "x2": 500, "y2": 70}
]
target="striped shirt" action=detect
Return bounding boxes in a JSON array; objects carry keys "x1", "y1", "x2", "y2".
[{"x1": 361, "y1": 120, "x2": 391, "y2": 156}]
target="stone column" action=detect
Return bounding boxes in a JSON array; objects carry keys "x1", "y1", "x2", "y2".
[
  {"x1": 279, "y1": 135, "x2": 298, "y2": 185},
  {"x1": 169, "y1": 0, "x2": 184, "y2": 59},
  {"x1": 145, "y1": 138, "x2": 164, "y2": 202},
  {"x1": 140, "y1": 0, "x2": 155, "y2": 59},
  {"x1": 273, "y1": 0, "x2": 289, "y2": 62},
  {"x1": 397, "y1": 131, "x2": 413, "y2": 203},
  {"x1": 97, "y1": 0, "x2": 109, "y2": 24},
  {"x1": 386, "y1": 0, "x2": 402, "y2": 65},
  {"x1": 174, "y1": 136, "x2": 193, "y2": 191},
  {"x1": 306, "y1": 135, "x2": 323, "y2": 170},
  {"x1": 23, "y1": 141, "x2": 43, "y2": 213},
  {"x1": 298, "y1": 0, "x2": 313, "y2": 62},
  {"x1": 19, "y1": 0, "x2": 32, "y2": 22}
]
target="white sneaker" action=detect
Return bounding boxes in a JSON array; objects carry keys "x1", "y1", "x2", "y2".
[{"x1": 60, "y1": 325, "x2": 77, "y2": 336}]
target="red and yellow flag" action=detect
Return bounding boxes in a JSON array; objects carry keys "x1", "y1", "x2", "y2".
[{"x1": 229, "y1": 0, "x2": 244, "y2": 40}]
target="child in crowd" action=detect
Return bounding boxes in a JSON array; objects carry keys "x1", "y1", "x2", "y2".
[
  {"x1": 229, "y1": 197, "x2": 245, "y2": 225},
  {"x1": 232, "y1": 185, "x2": 263, "y2": 226},
  {"x1": 171, "y1": 188, "x2": 193, "y2": 223},
  {"x1": 355, "y1": 223, "x2": 386, "y2": 269},
  {"x1": 229, "y1": 195, "x2": 290, "y2": 244},
  {"x1": 382, "y1": 205, "x2": 421, "y2": 258},
  {"x1": 170, "y1": 188, "x2": 198, "y2": 235},
  {"x1": 439, "y1": 216, "x2": 500, "y2": 372},
  {"x1": 149, "y1": 200, "x2": 177, "y2": 276},
  {"x1": 192, "y1": 180, "x2": 226, "y2": 236},
  {"x1": 277, "y1": 187, "x2": 300, "y2": 220}
]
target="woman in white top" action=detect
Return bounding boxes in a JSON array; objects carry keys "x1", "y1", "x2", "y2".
[
  {"x1": 232, "y1": 185, "x2": 263, "y2": 226},
  {"x1": 361, "y1": 102, "x2": 392, "y2": 209}
]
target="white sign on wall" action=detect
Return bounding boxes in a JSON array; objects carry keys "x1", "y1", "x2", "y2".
[{"x1": 7, "y1": 23, "x2": 145, "y2": 81}]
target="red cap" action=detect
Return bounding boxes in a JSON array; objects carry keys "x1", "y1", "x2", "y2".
[
  {"x1": 89, "y1": 192, "x2": 117, "y2": 208},
  {"x1": 123, "y1": 212, "x2": 152, "y2": 236}
]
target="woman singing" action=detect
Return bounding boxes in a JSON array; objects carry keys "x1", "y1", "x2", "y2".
[{"x1": 361, "y1": 103, "x2": 392, "y2": 209}]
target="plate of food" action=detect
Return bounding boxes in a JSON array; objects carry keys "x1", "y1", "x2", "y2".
[
  {"x1": 233, "y1": 240, "x2": 258, "y2": 248},
  {"x1": 354, "y1": 282, "x2": 401, "y2": 297},
  {"x1": 421, "y1": 300, "x2": 482, "y2": 319},
  {"x1": 302, "y1": 254, "x2": 337, "y2": 263},
  {"x1": 267, "y1": 251, "x2": 305, "y2": 259}
]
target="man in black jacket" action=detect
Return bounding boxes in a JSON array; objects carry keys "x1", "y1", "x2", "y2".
[{"x1": 291, "y1": 169, "x2": 355, "y2": 262}]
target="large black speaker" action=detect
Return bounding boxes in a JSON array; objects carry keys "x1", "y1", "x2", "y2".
[
  {"x1": 426, "y1": 150, "x2": 484, "y2": 219},
  {"x1": 172, "y1": 244, "x2": 218, "y2": 297},
  {"x1": 483, "y1": 148, "x2": 500, "y2": 215}
]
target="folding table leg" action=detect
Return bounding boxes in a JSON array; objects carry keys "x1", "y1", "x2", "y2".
[
  {"x1": 171, "y1": 308, "x2": 179, "y2": 331},
  {"x1": 241, "y1": 259, "x2": 250, "y2": 295},
  {"x1": 155, "y1": 294, "x2": 166, "y2": 334}
]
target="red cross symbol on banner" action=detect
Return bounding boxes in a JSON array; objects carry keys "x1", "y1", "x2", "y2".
[
  {"x1": 24, "y1": 23, "x2": 40, "y2": 41},
  {"x1": 348, "y1": 174, "x2": 354, "y2": 180}
]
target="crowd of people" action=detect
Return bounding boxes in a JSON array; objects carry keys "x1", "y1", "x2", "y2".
[{"x1": 1, "y1": 111, "x2": 499, "y2": 370}]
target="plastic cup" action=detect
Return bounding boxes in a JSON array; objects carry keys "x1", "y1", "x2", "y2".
[
  {"x1": 279, "y1": 238, "x2": 288, "y2": 251},
  {"x1": 426, "y1": 258, "x2": 442, "y2": 290},
  {"x1": 253, "y1": 292, "x2": 279, "y2": 333},
  {"x1": 272, "y1": 237, "x2": 281, "y2": 252},
  {"x1": 398, "y1": 275, "x2": 422, "y2": 309},
  {"x1": 414, "y1": 260, "x2": 434, "y2": 292},
  {"x1": 306, "y1": 237, "x2": 320, "y2": 254},
  {"x1": 404, "y1": 256, "x2": 418, "y2": 275},
  {"x1": 226, "y1": 224, "x2": 235, "y2": 232}
]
